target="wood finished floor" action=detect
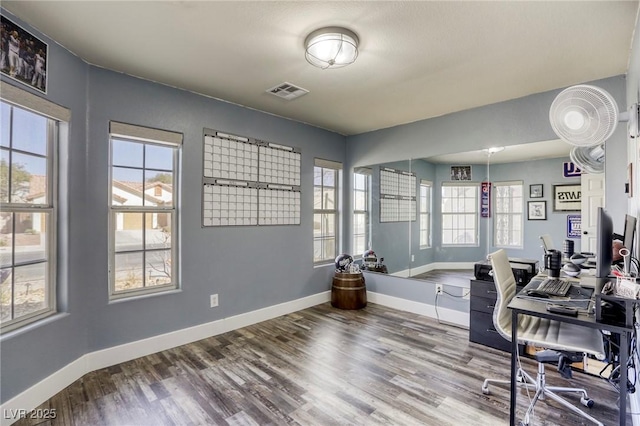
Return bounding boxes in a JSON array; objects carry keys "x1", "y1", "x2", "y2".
[
  {"x1": 410, "y1": 269, "x2": 475, "y2": 287},
  {"x1": 17, "y1": 302, "x2": 623, "y2": 426}
]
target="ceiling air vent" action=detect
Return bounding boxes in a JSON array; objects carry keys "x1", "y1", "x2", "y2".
[{"x1": 266, "y1": 82, "x2": 309, "y2": 100}]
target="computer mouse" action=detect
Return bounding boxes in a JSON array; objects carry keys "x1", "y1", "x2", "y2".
[{"x1": 526, "y1": 289, "x2": 550, "y2": 298}]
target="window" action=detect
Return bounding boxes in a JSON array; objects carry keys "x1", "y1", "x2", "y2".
[
  {"x1": 353, "y1": 169, "x2": 370, "y2": 257},
  {"x1": 494, "y1": 181, "x2": 523, "y2": 247},
  {"x1": 314, "y1": 159, "x2": 341, "y2": 264},
  {"x1": 419, "y1": 180, "x2": 432, "y2": 248},
  {"x1": 0, "y1": 102, "x2": 58, "y2": 332},
  {"x1": 109, "y1": 122, "x2": 182, "y2": 299},
  {"x1": 441, "y1": 183, "x2": 479, "y2": 245}
]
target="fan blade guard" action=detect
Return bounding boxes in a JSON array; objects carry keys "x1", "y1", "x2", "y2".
[{"x1": 549, "y1": 85, "x2": 619, "y2": 146}]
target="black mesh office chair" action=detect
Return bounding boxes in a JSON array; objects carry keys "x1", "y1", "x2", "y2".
[{"x1": 481, "y1": 249, "x2": 606, "y2": 426}]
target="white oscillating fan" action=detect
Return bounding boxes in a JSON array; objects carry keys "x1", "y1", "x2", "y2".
[
  {"x1": 549, "y1": 85, "x2": 639, "y2": 173},
  {"x1": 549, "y1": 84, "x2": 618, "y2": 147},
  {"x1": 569, "y1": 145, "x2": 605, "y2": 174}
]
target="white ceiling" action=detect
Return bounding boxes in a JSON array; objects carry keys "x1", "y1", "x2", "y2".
[
  {"x1": 425, "y1": 139, "x2": 571, "y2": 164},
  {"x1": 3, "y1": 1, "x2": 639, "y2": 136}
]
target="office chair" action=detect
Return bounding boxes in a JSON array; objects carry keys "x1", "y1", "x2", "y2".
[{"x1": 481, "y1": 249, "x2": 606, "y2": 426}]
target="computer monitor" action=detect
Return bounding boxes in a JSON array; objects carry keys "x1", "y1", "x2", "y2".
[
  {"x1": 596, "y1": 207, "x2": 613, "y2": 279},
  {"x1": 623, "y1": 214, "x2": 637, "y2": 255}
]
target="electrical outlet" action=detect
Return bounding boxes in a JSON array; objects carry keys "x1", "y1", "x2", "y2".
[
  {"x1": 435, "y1": 284, "x2": 443, "y2": 295},
  {"x1": 210, "y1": 294, "x2": 219, "y2": 308},
  {"x1": 411, "y1": 254, "x2": 415, "y2": 262}
]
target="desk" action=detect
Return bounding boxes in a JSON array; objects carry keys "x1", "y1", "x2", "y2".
[{"x1": 507, "y1": 279, "x2": 634, "y2": 426}]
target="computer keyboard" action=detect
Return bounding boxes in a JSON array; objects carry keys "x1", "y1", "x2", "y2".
[{"x1": 536, "y1": 278, "x2": 573, "y2": 297}]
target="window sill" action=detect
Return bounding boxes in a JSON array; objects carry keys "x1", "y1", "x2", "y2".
[
  {"x1": 313, "y1": 262, "x2": 334, "y2": 269},
  {"x1": 109, "y1": 288, "x2": 182, "y2": 304},
  {"x1": 1, "y1": 311, "x2": 70, "y2": 341}
]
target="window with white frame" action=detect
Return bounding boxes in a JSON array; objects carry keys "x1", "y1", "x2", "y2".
[
  {"x1": 353, "y1": 169, "x2": 370, "y2": 257},
  {"x1": 109, "y1": 122, "x2": 182, "y2": 299},
  {"x1": 494, "y1": 181, "x2": 523, "y2": 247},
  {"x1": 441, "y1": 182, "x2": 479, "y2": 245},
  {"x1": 314, "y1": 159, "x2": 341, "y2": 264},
  {"x1": 419, "y1": 180, "x2": 432, "y2": 248},
  {"x1": 0, "y1": 85, "x2": 70, "y2": 333}
]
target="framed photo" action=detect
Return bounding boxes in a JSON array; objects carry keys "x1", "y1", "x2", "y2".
[
  {"x1": 0, "y1": 15, "x2": 48, "y2": 94},
  {"x1": 450, "y1": 165, "x2": 471, "y2": 181},
  {"x1": 553, "y1": 183, "x2": 581, "y2": 211},
  {"x1": 529, "y1": 184, "x2": 543, "y2": 198},
  {"x1": 528, "y1": 201, "x2": 547, "y2": 220}
]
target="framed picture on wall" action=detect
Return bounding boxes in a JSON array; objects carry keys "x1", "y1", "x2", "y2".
[
  {"x1": 529, "y1": 184, "x2": 543, "y2": 198},
  {"x1": 0, "y1": 15, "x2": 48, "y2": 94},
  {"x1": 450, "y1": 165, "x2": 471, "y2": 181},
  {"x1": 528, "y1": 201, "x2": 546, "y2": 220},
  {"x1": 553, "y1": 183, "x2": 581, "y2": 211}
]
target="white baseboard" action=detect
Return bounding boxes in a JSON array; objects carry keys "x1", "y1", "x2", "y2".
[
  {"x1": 0, "y1": 291, "x2": 331, "y2": 426},
  {"x1": 367, "y1": 291, "x2": 469, "y2": 329},
  {"x1": 392, "y1": 262, "x2": 476, "y2": 282}
]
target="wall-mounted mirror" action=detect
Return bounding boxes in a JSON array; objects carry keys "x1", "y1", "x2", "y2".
[{"x1": 357, "y1": 139, "x2": 601, "y2": 280}]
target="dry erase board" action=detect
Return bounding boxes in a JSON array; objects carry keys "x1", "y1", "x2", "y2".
[
  {"x1": 202, "y1": 130, "x2": 301, "y2": 227},
  {"x1": 379, "y1": 167, "x2": 416, "y2": 223}
]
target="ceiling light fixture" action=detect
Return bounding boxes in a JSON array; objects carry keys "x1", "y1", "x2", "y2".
[
  {"x1": 304, "y1": 27, "x2": 359, "y2": 69},
  {"x1": 482, "y1": 146, "x2": 505, "y2": 155}
]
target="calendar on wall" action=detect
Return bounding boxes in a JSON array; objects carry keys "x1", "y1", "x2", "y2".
[
  {"x1": 202, "y1": 130, "x2": 301, "y2": 227},
  {"x1": 379, "y1": 167, "x2": 416, "y2": 223}
]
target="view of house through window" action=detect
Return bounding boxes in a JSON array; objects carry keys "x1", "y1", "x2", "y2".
[
  {"x1": 441, "y1": 183, "x2": 479, "y2": 245},
  {"x1": 313, "y1": 159, "x2": 341, "y2": 263},
  {"x1": 352, "y1": 169, "x2": 370, "y2": 256},
  {"x1": 419, "y1": 180, "x2": 432, "y2": 248},
  {"x1": 0, "y1": 101, "x2": 56, "y2": 331},
  {"x1": 494, "y1": 181, "x2": 523, "y2": 247},
  {"x1": 109, "y1": 124, "x2": 181, "y2": 299}
]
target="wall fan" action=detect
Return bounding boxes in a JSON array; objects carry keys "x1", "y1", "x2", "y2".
[{"x1": 549, "y1": 84, "x2": 640, "y2": 174}]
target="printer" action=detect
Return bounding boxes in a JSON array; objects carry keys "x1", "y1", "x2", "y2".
[{"x1": 474, "y1": 257, "x2": 539, "y2": 285}]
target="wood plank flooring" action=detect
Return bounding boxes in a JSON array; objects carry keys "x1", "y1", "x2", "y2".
[
  {"x1": 16, "y1": 302, "x2": 624, "y2": 426},
  {"x1": 410, "y1": 269, "x2": 475, "y2": 287}
]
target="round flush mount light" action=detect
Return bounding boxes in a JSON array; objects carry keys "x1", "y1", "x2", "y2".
[{"x1": 304, "y1": 27, "x2": 359, "y2": 69}]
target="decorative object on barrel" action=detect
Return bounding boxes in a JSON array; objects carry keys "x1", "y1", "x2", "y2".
[{"x1": 331, "y1": 253, "x2": 367, "y2": 310}]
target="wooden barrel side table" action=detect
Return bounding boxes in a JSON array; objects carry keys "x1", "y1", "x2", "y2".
[{"x1": 331, "y1": 271, "x2": 367, "y2": 310}]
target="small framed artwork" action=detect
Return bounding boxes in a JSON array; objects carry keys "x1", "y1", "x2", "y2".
[
  {"x1": 553, "y1": 183, "x2": 581, "y2": 211},
  {"x1": 528, "y1": 201, "x2": 547, "y2": 220},
  {"x1": 0, "y1": 15, "x2": 48, "y2": 94},
  {"x1": 529, "y1": 184, "x2": 543, "y2": 198},
  {"x1": 450, "y1": 165, "x2": 471, "y2": 181}
]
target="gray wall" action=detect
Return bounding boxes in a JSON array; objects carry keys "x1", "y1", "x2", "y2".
[
  {"x1": 0, "y1": 9, "x2": 345, "y2": 403},
  {"x1": 367, "y1": 160, "x2": 414, "y2": 274},
  {"x1": 409, "y1": 159, "x2": 437, "y2": 269}
]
